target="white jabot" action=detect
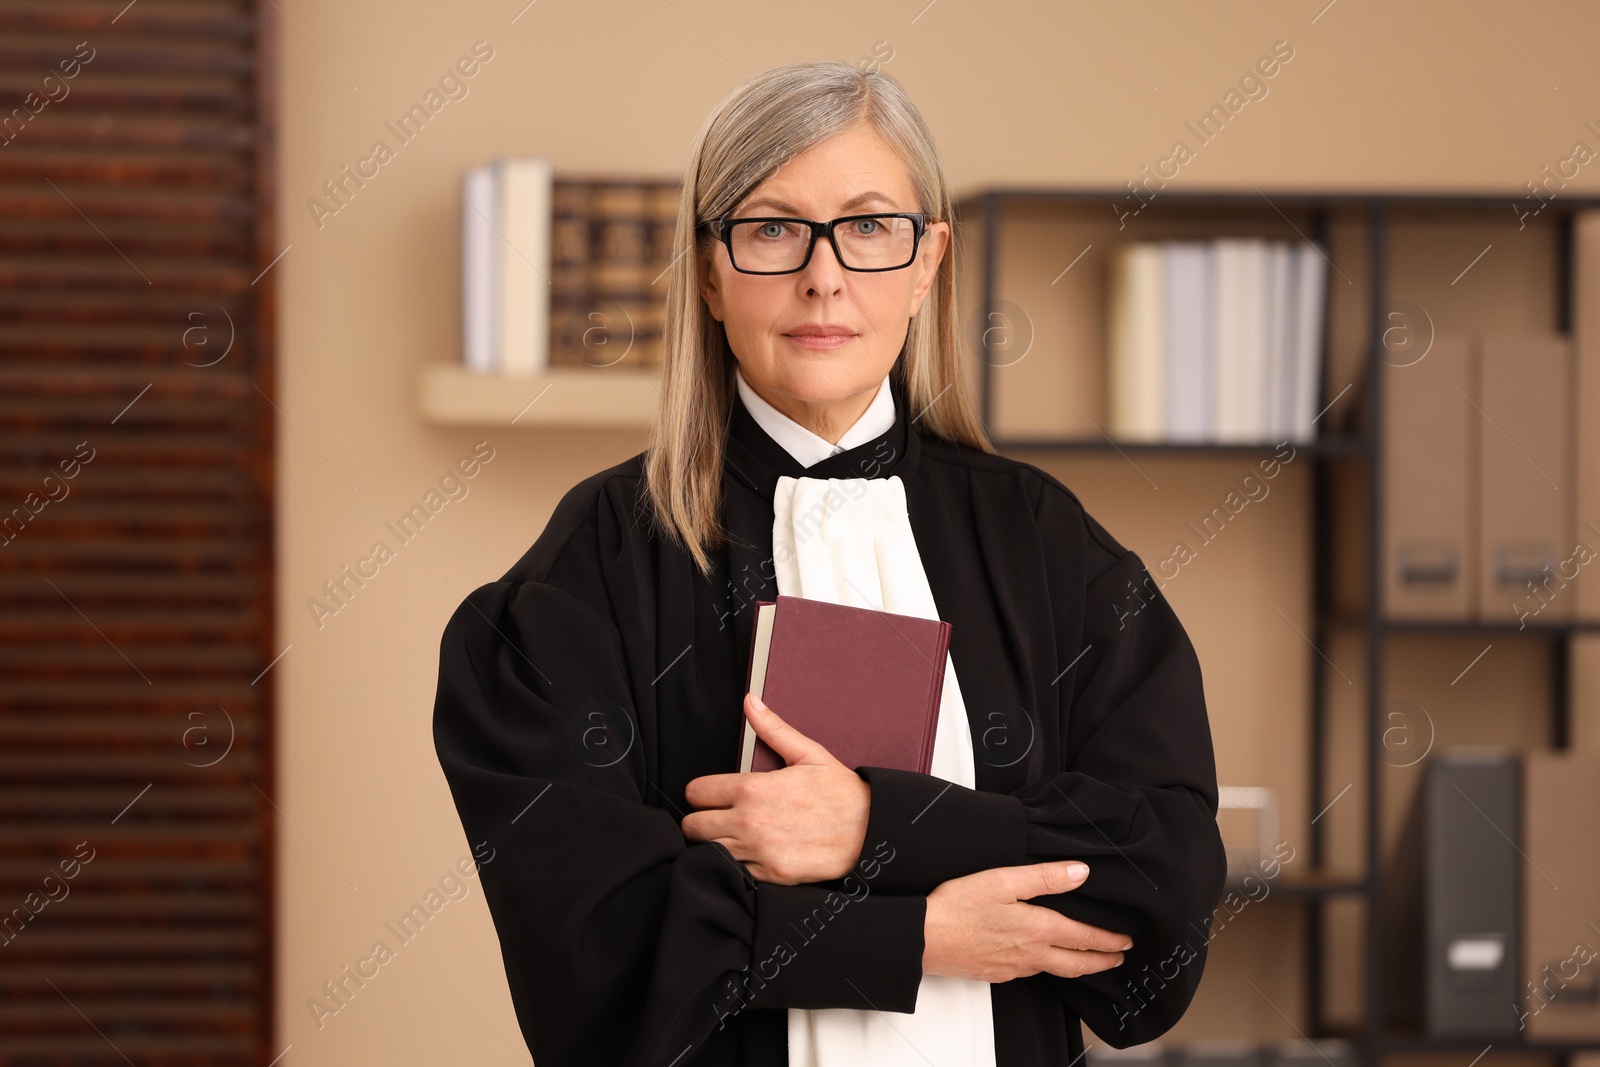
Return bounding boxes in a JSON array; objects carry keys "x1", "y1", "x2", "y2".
[
  {"x1": 734, "y1": 365, "x2": 895, "y2": 468},
  {"x1": 744, "y1": 377, "x2": 998, "y2": 1067}
]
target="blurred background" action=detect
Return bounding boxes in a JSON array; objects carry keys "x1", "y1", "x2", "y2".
[{"x1": 4, "y1": 1, "x2": 1600, "y2": 1065}]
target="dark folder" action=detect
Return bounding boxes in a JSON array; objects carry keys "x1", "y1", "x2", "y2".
[
  {"x1": 1389, "y1": 748, "x2": 1522, "y2": 1037},
  {"x1": 739, "y1": 594, "x2": 949, "y2": 775}
]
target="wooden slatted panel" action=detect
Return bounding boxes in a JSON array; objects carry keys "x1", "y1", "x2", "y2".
[{"x1": 0, "y1": 1, "x2": 275, "y2": 1063}]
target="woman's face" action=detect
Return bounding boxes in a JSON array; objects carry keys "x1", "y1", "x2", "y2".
[{"x1": 698, "y1": 123, "x2": 950, "y2": 436}]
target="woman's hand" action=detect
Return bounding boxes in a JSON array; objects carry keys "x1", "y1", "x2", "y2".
[
  {"x1": 680, "y1": 692, "x2": 871, "y2": 884},
  {"x1": 923, "y1": 860, "x2": 1133, "y2": 982}
]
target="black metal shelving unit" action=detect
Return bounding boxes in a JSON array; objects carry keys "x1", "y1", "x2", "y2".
[{"x1": 961, "y1": 187, "x2": 1600, "y2": 1067}]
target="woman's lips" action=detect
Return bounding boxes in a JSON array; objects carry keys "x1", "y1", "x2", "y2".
[{"x1": 782, "y1": 332, "x2": 856, "y2": 350}]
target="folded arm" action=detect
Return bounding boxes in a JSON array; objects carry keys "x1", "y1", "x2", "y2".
[
  {"x1": 848, "y1": 483, "x2": 1228, "y2": 1044},
  {"x1": 434, "y1": 577, "x2": 928, "y2": 1067}
]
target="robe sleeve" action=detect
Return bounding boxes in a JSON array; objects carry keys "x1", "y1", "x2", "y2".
[
  {"x1": 432, "y1": 476, "x2": 927, "y2": 1067},
  {"x1": 848, "y1": 474, "x2": 1228, "y2": 1046}
]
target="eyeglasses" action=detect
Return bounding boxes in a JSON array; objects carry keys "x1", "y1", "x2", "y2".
[{"x1": 698, "y1": 212, "x2": 930, "y2": 275}]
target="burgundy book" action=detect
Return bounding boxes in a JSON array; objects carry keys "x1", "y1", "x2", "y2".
[{"x1": 739, "y1": 593, "x2": 950, "y2": 775}]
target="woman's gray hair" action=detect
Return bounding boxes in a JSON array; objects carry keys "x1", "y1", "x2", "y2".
[{"x1": 643, "y1": 59, "x2": 993, "y2": 578}]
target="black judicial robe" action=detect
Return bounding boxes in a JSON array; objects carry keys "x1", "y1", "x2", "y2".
[{"x1": 432, "y1": 374, "x2": 1228, "y2": 1067}]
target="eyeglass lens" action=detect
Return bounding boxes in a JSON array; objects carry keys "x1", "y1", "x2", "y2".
[{"x1": 726, "y1": 215, "x2": 917, "y2": 272}]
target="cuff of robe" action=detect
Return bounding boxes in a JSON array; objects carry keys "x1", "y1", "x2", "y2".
[
  {"x1": 735, "y1": 883, "x2": 926, "y2": 1014},
  {"x1": 851, "y1": 765, "x2": 1029, "y2": 896}
]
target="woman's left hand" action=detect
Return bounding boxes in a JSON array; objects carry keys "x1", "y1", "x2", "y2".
[{"x1": 680, "y1": 692, "x2": 871, "y2": 885}]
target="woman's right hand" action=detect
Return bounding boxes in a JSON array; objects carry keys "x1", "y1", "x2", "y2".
[{"x1": 922, "y1": 860, "x2": 1133, "y2": 982}]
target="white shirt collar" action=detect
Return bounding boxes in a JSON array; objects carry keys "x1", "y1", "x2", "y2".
[{"x1": 734, "y1": 365, "x2": 895, "y2": 469}]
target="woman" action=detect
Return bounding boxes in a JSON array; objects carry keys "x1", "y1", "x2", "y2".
[{"x1": 433, "y1": 60, "x2": 1227, "y2": 1067}]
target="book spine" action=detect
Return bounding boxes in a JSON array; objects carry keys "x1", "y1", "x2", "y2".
[
  {"x1": 1132, "y1": 242, "x2": 1167, "y2": 440},
  {"x1": 498, "y1": 156, "x2": 553, "y2": 375},
  {"x1": 1294, "y1": 242, "x2": 1329, "y2": 443},
  {"x1": 1106, "y1": 244, "x2": 1136, "y2": 439},
  {"x1": 549, "y1": 179, "x2": 591, "y2": 368},
  {"x1": 460, "y1": 163, "x2": 498, "y2": 374},
  {"x1": 740, "y1": 603, "x2": 759, "y2": 773},
  {"x1": 921, "y1": 622, "x2": 952, "y2": 776},
  {"x1": 1277, "y1": 242, "x2": 1300, "y2": 442},
  {"x1": 586, "y1": 181, "x2": 650, "y2": 368}
]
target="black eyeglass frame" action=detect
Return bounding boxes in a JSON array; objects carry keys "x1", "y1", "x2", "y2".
[{"x1": 697, "y1": 212, "x2": 932, "y2": 275}]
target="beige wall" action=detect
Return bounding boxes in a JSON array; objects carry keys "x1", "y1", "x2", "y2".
[{"x1": 274, "y1": 1, "x2": 1600, "y2": 1061}]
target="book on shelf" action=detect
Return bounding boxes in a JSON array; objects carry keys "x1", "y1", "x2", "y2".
[
  {"x1": 458, "y1": 155, "x2": 553, "y2": 376},
  {"x1": 1106, "y1": 237, "x2": 1328, "y2": 445},
  {"x1": 457, "y1": 159, "x2": 679, "y2": 375},
  {"x1": 561, "y1": 181, "x2": 677, "y2": 368},
  {"x1": 1164, "y1": 241, "x2": 1214, "y2": 441},
  {"x1": 499, "y1": 157, "x2": 554, "y2": 375},
  {"x1": 739, "y1": 594, "x2": 948, "y2": 776},
  {"x1": 1106, "y1": 241, "x2": 1165, "y2": 439},
  {"x1": 459, "y1": 163, "x2": 499, "y2": 374}
]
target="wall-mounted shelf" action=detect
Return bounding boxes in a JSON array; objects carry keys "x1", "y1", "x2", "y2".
[
  {"x1": 1324, "y1": 614, "x2": 1600, "y2": 636},
  {"x1": 413, "y1": 363, "x2": 661, "y2": 428},
  {"x1": 995, "y1": 435, "x2": 1368, "y2": 457}
]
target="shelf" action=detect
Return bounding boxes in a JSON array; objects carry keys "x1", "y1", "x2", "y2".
[
  {"x1": 1307, "y1": 1026, "x2": 1600, "y2": 1055},
  {"x1": 994, "y1": 435, "x2": 1368, "y2": 458},
  {"x1": 413, "y1": 363, "x2": 661, "y2": 428},
  {"x1": 1374, "y1": 1034, "x2": 1600, "y2": 1053},
  {"x1": 969, "y1": 187, "x2": 1600, "y2": 1043},
  {"x1": 1221, "y1": 868, "x2": 1366, "y2": 900},
  {"x1": 959, "y1": 188, "x2": 1600, "y2": 212},
  {"x1": 1381, "y1": 617, "x2": 1600, "y2": 636},
  {"x1": 1325, "y1": 613, "x2": 1600, "y2": 636},
  {"x1": 1261, "y1": 869, "x2": 1367, "y2": 898}
]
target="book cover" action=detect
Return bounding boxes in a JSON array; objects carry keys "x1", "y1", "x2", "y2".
[{"x1": 739, "y1": 594, "x2": 949, "y2": 776}]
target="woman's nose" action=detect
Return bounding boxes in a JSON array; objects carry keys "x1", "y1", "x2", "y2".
[{"x1": 798, "y1": 235, "x2": 847, "y2": 294}]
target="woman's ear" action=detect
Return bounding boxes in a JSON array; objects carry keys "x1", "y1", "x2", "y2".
[
  {"x1": 907, "y1": 220, "x2": 950, "y2": 317},
  {"x1": 697, "y1": 257, "x2": 725, "y2": 323}
]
